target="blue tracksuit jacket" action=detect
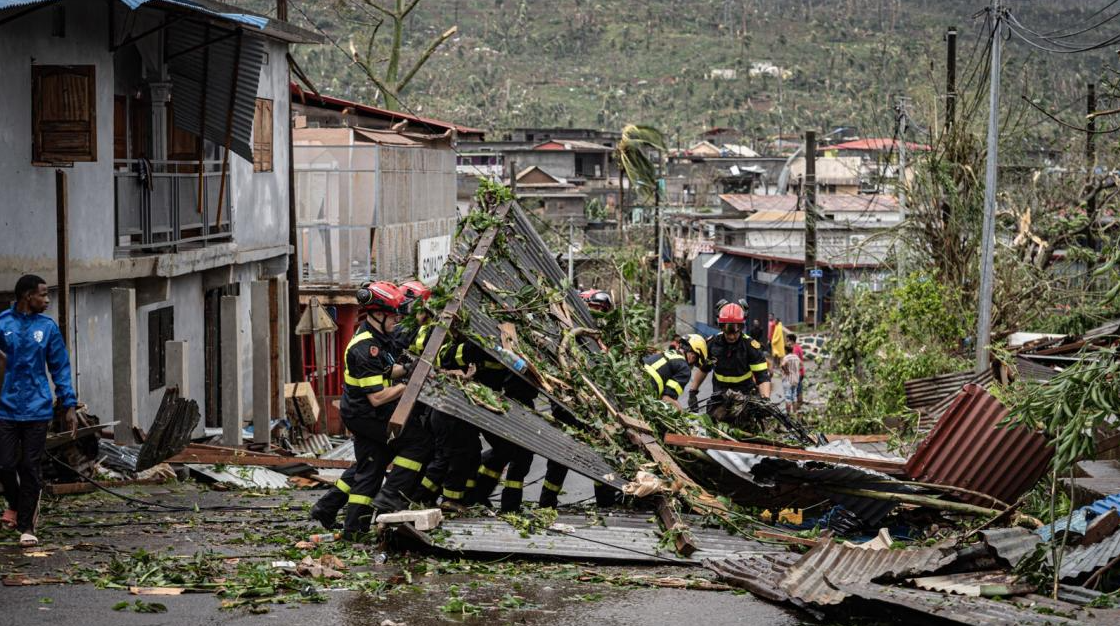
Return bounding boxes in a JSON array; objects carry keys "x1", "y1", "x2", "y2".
[{"x1": 0, "y1": 306, "x2": 77, "y2": 421}]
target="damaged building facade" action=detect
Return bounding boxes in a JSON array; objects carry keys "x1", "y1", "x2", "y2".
[{"x1": 0, "y1": 0, "x2": 319, "y2": 439}]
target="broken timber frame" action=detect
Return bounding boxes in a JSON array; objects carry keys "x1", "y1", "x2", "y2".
[
  {"x1": 387, "y1": 202, "x2": 513, "y2": 438},
  {"x1": 663, "y1": 434, "x2": 908, "y2": 477}
]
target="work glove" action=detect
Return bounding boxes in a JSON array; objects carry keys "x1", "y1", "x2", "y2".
[
  {"x1": 401, "y1": 359, "x2": 418, "y2": 379},
  {"x1": 687, "y1": 389, "x2": 700, "y2": 412}
]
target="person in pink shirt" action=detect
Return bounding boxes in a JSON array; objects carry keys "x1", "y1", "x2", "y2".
[{"x1": 788, "y1": 333, "x2": 806, "y2": 410}]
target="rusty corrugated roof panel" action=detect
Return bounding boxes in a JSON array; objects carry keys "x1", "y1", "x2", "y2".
[
  {"x1": 704, "y1": 552, "x2": 802, "y2": 603},
  {"x1": 908, "y1": 571, "x2": 1029, "y2": 597},
  {"x1": 915, "y1": 371, "x2": 996, "y2": 432},
  {"x1": 905, "y1": 385, "x2": 1052, "y2": 506},
  {"x1": 777, "y1": 539, "x2": 955, "y2": 605},
  {"x1": 1053, "y1": 528, "x2": 1120, "y2": 580},
  {"x1": 979, "y1": 527, "x2": 1042, "y2": 568},
  {"x1": 419, "y1": 376, "x2": 626, "y2": 488},
  {"x1": 834, "y1": 582, "x2": 1082, "y2": 625}
]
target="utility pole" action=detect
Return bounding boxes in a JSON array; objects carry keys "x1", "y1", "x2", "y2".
[
  {"x1": 653, "y1": 174, "x2": 664, "y2": 341},
  {"x1": 567, "y1": 218, "x2": 575, "y2": 286},
  {"x1": 976, "y1": 1, "x2": 1002, "y2": 374},
  {"x1": 508, "y1": 158, "x2": 517, "y2": 195},
  {"x1": 803, "y1": 131, "x2": 818, "y2": 328},
  {"x1": 1087, "y1": 83, "x2": 1098, "y2": 255},
  {"x1": 896, "y1": 97, "x2": 908, "y2": 275},
  {"x1": 946, "y1": 27, "x2": 957, "y2": 130}
]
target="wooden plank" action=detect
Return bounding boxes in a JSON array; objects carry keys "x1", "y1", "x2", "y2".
[
  {"x1": 166, "y1": 448, "x2": 351, "y2": 469},
  {"x1": 387, "y1": 203, "x2": 512, "y2": 437},
  {"x1": 47, "y1": 477, "x2": 168, "y2": 496},
  {"x1": 663, "y1": 434, "x2": 908, "y2": 476},
  {"x1": 655, "y1": 495, "x2": 697, "y2": 557},
  {"x1": 752, "y1": 530, "x2": 821, "y2": 548},
  {"x1": 824, "y1": 434, "x2": 892, "y2": 444}
]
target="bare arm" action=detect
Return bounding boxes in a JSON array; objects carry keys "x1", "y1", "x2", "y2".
[{"x1": 366, "y1": 384, "x2": 406, "y2": 407}]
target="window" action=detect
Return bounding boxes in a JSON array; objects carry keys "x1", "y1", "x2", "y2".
[
  {"x1": 32, "y1": 65, "x2": 97, "y2": 164},
  {"x1": 148, "y1": 306, "x2": 174, "y2": 391},
  {"x1": 253, "y1": 98, "x2": 273, "y2": 172}
]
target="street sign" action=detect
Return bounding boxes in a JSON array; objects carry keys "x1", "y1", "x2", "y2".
[
  {"x1": 417, "y1": 235, "x2": 451, "y2": 285},
  {"x1": 809, "y1": 268, "x2": 823, "y2": 279}
]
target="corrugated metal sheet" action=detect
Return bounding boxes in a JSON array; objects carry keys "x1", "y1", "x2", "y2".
[
  {"x1": 405, "y1": 513, "x2": 782, "y2": 564},
  {"x1": 135, "y1": 388, "x2": 200, "y2": 472},
  {"x1": 908, "y1": 571, "x2": 1027, "y2": 597},
  {"x1": 904, "y1": 369, "x2": 977, "y2": 413},
  {"x1": 99, "y1": 440, "x2": 140, "y2": 474},
  {"x1": 1057, "y1": 584, "x2": 1106, "y2": 606},
  {"x1": 1053, "y1": 528, "x2": 1120, "y2": 580},
  {"x1": 979, "y1": 527, "x2": 1042, "y2": 567},
  {"x1": 707, "y1": 449, "x2": 913, "y2": 528},
  {"x1": 1037, "y1": 509, "x2": 1089, "y2": 542},
  {"x1": 905, "y1": 385, "x2": 1052, "y2": 506},
  {"x1": 187, "y1": 464, "x2": 291, "y2": 489},
  {"x1": 778, "y1": 539, "x2": 955, "y2": 605},
  {"x1": 704, "y1": 552, "x2": 801, "y2": 603},
  {"x1": 321, "y1": 440, "x2": 356, "y2": 462},
  {"x1": 915, "y1": 371, "x2": 996, "y2": 432},
  {"x1": 834, "y1": 582, "x2": 1082, "y2": 625},
  {"x1": 1085, "y1": 493, "x2": 1120, "y2": 517},
  {"x1": 419, "y1": 376, "x2": 625, "y2": 488},
  {"x1": 167, "y1": 19, "x2": 265, "y2": 161}
]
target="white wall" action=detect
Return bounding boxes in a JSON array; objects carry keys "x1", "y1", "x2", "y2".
[{"x1": 0, "y1": 1, "x2": 116, "y2": 274}]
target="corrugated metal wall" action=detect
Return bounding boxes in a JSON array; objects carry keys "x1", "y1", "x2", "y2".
[{"x1": 377, "y1": 217, "x2": 457, "y2": 281}]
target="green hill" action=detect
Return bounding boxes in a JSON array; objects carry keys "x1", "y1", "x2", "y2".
[{"x1": 236, "y1": 1, "x2": 1115, "y2": 144}]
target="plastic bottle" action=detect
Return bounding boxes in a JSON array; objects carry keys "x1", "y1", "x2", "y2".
[
  {"x1": 494, "y1": 346, "x2": 528, "y2": 373},
  {"x1": 309, "y1": 532, "x2": 340, "y2": 544}
]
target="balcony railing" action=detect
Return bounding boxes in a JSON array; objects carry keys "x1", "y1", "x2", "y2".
[{"x1": 114, "y1": 159, "x2": 232, "y2": 254}]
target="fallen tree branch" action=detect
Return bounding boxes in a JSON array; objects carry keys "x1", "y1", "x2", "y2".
[{"x1": 824, "y1": 486, "x2": 1003, "y2": 517}]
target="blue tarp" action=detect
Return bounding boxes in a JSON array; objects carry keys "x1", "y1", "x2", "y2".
[{"x1": 1, "y1": 0, "x2": 267, "y2": 29}]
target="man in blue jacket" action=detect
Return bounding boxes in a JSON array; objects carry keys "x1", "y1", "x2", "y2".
[{"x1": 0, "y1": 275, "x2": 78, "y2": 547}]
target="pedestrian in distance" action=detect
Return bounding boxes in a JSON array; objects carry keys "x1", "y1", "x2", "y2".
[
  {"x1": 0, "y1": 274, "x2": 78, "y2": 548},
  {"x1": 780, "y1": 339, "x2": 802, "y2": 416},
  {"x1": 788, "y1": 333, "x2": 806, "y2": 411}
]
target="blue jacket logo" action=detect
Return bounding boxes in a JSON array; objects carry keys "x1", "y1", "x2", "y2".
[{"x1": 33, "y1": 330, "x2": 43, "y2": 343}]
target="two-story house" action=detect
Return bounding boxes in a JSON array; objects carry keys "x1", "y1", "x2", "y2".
[{"x1": 0, "y1": 0, "x2": 319, "y2": 443}]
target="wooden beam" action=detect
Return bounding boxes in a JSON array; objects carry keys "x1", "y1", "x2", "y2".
[
  {"x1": 751, "y1": 529, "x2": 820, "y2": 548},
  {"x1": 655, "y1": 495, "x2": 697, "y2": 557},
  {"x1": 47, "y1": 477, "x2": 167, "y2": 496},
  {"x1": 663, "y1": 433, "x2": 908, "y2": 476},
  {"x1": 166, "y1": 446, "x2": 351, "y2": 469},
  {"x1": 386, "y1": 203, "x2": 512, "y2": 438}
]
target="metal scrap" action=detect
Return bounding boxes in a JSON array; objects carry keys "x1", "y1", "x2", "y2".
[
  {"x1": 704, "y1": 552, "x2": 802, "y2": 603},
  {"x1": 136, "y1": 387, "x2": 201, "y2": 472},
  {"x1": 905, "y1": 384, "x2": 1052, "y2": 507},
  {"x1": 979, "y1": 527, "x2": 1042, "y2": 568},
  {"x1": 778, "y1": 538, "x2": 956, "y2": 605},
  {"x1": 908, "y1": 571, "x2": 1033, "y2": 597},
  {"x1": 833, "y1": 581, "x2": 1082, "y2": 625},
  {"x1": 1052, "y1": 526, "x2": 1120, "y2": 581},
  {"x1": 397, "y1": 512, "x2": 782, "y2": 565},
  {"x1": 186, "y1": 464, "x2": 292, "y2": 490}
]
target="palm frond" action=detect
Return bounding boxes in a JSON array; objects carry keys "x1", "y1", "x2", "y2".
[{"x1": 616, "y1": 124, "x2": 667, "y2": 205}]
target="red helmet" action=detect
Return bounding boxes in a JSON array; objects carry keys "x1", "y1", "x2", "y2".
[
  {"x1": 356, "y1": 281, "x2": 406, "y2": 314},
  {"x1": 580, "y1": 289, "x2": 614, "y2": 312},
  {"x1": 399, "y1": 280, "x2": 432, "y2": 302},
  {"x1": 717, "y1": 303, "x2": 746, "y2": 325}
]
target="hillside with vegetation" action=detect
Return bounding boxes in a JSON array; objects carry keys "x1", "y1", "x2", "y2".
[{"x1": 231, "y1": 0, "x2": 1116, "y2": 148}]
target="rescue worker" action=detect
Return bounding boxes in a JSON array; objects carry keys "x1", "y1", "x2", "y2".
[
  {"x1": 539, "y1": 288, "x2": 617, "y2": 510},
  {"x1": 414, "y1": 337, "x2": 490, "y2": 512},
  {"x1": 644, "y1": 334, "x2": 708, "y2": 405},
  {"x1": 394, "y1": 280, "x2": 433, "y2": 357},
  {"x1": 311, "y1": 282, "x2": 429, "y2": 540},
  {"x1": 688, "y1": 302, "x2": 771, "y2": 412}
]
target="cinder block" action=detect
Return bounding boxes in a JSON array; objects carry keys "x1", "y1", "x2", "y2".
[{"x1": 375, "y1": 509, "x2": 443, "y2": 531}]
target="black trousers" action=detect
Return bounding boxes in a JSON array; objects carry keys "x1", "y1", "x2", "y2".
[
  {"x1": 418, "y1": 410, "x2": 481, "y2": 504},
  {"x1": 470, "y1": 431, "x2": 533, "y2": 512},
  {"x1": 339, "y1": 411, "x2": 432, "y2": 536},
  {"x1": 0, "y1": 419, "x2": 50, "y2": 533},
  {"x1": 539, "y1": 404, "x2": 617, "y2": 509}
]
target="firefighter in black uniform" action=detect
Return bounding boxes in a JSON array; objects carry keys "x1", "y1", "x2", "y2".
[
  {"x1": 330, "y1": 281, "x2": 431, "y2": 539},
  {"x1": 413, "y1": 338, "x2": 493, "y2": 511},
  {"x1": 644, "y1": 334, "x2": 708, "y2": 404},
  {"x1": 393, "y1": 280, "x2": 433, "y2": 357},
  {"x1": 539, "y1": 288, "x2": 616, "y2": 510},
  {"x1": 688, "y1": 302, "x2": 771, "y2": 412}
]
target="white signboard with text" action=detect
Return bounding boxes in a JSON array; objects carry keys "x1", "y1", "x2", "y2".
[{"x1": 417, "y1": 235, "x2": 451, "y2": 285}]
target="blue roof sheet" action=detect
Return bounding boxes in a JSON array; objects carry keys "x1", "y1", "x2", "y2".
[{"x1": 1, "y1": 0, "x2": 266, "y2": 29}]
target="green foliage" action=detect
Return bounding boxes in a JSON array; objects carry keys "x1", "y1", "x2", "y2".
[
  {"x1": 473, "y1": 177, "x2": 515, "y2": 209},
  {"x1": 1007, "y1": 346, "x2": 1120, "y2": 475},
  {"x1": 821, "y1": 273, "x2": 970, "y2": 433},
  {"x1": 439, "y1": 585, "x2": 484, "y2": 617},
  {"x1": 616, "y1": 124, "x2": 666, "y2": 205}
]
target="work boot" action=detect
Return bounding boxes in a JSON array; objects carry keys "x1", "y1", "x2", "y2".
[
  {"x1": 500, "y1": 487, "x2": 523, "y2": 513},
  {"x1": 593, "y1": 483, "x2": 618, "y2": 508},
  {"x1": 342, "y1": 505, "x2": 378, "y2": 541},
  {"x1": 309, "y1": 504, "x2": 340, "y2": 530},
  {"x1": 539, "y1": 486, "x2": 560, "y2": 510},
  {"x1": 439, "y1": 499, "x2": 469, "y2": 515}
]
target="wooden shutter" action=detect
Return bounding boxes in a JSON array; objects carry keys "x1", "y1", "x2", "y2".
[
  {"x1": 253, "y1": 98, "x2": 273, "y2": 173},
  {"x1": 32, "y1": 65, "x2": 97, "y2": 164},
  {"x1": 113, "y1": 95, "x2": 127, "y2": 161}
]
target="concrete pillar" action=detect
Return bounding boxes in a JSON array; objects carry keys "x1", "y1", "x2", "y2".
[
  {"x1": 148, "y1": 81, "x2": 172, "y2": 161},
  {"x1": 165, "y1": 340, "x2": 197, "y2": 436},
  {"x1": 250, "y1": 281, "x2": 271, "y2": 445},
  {"x1": 111, "y1": 288, "x2": 138, "y2": 444},
  {"x1": 220, "y1": 294, "x2": 242, "y2": 446},
  {"x1": 274, "y1": 277, "x2": 289, "y2": 421}
]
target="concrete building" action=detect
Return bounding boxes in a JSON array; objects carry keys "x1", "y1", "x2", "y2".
[{"x1": 0, "y1": 0, "x2": 319, "y2": 439}]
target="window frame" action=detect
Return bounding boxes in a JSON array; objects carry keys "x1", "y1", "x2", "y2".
[{"x1": 32, "y1": 64, "x2": 98, "y2": 165}]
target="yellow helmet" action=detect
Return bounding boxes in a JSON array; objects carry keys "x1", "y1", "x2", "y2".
[{"x1": 683, "y1": 334, "x2": 708, "y2": 361}]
